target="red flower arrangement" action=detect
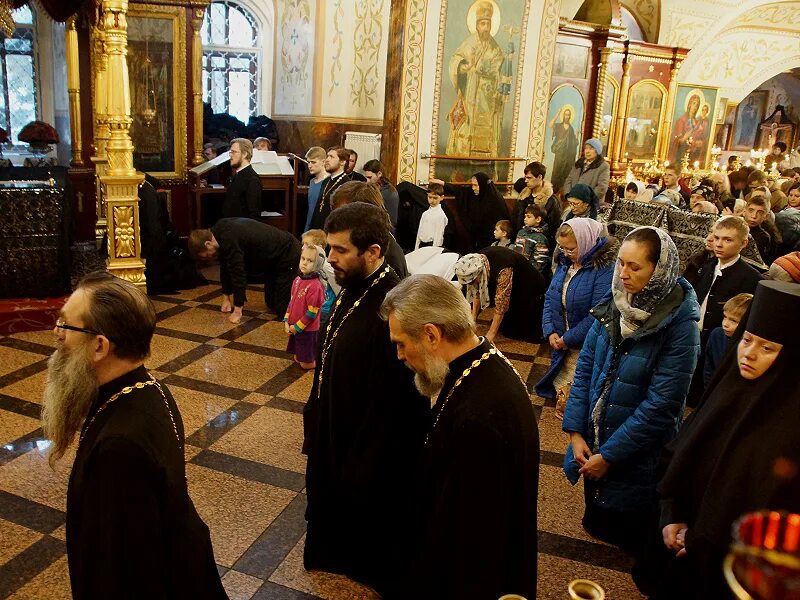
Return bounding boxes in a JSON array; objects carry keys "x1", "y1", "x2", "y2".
[{"x1": 18, "y1": 120, "x2": 59, "y2": 145}]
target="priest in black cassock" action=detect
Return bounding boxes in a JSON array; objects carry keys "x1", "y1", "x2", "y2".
[
  {"x1": 302, "y1": 202, "x2": 428, "y2": 593},
  {"x1": 41, "y1": 271, "x2": 226, "y2": 600},
  {"x1": 381, "y1": 274, "x2": 540, "y2": 600}
]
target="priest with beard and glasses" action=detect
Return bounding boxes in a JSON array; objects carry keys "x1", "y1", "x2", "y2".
[
  {"x1": 302, "y1": 202, "x2": 428, "y2": 594},
  {"x1": 42, "y1": 271, "x2": 227, "y2": 600},
  {"x1": 380, "y1": 274, "x2": 540, "y2": 600}
]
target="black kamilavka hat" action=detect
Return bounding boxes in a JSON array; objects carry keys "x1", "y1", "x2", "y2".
[{"x1": 745, "y1": 280, "x2": 800, "y2": 345}]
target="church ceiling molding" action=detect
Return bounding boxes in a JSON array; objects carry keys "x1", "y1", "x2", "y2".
[{"x1": 676, "y1": 1, "x2": 800, "y2": 86}]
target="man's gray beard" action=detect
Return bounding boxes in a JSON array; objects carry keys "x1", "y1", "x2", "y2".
[
  {"x1": 413, "y1": 350, "x2": 451, "y2": 398},
  {"x1": 41, "y1": 341, "x2": 98, "y2": 466}
]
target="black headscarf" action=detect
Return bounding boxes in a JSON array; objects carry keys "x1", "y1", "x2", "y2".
[
  {"x1": 457, "y1": 172, "x2": 509, "y2": 251},
  {"x1": 659, "y1": 282, "x2": 800, "y2": 555}
]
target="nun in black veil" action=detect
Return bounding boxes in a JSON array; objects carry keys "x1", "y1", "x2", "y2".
[{"x1": 647, "y1": 280, "x2": 800, "y2": 599}]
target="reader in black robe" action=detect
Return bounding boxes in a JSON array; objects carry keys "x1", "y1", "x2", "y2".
[
  {"x1": 652, "y1": 280, "x2": 800, "y2": 599},
  {"x1": 211, "y1": 217, "x2": 301, "y2": 316},
  {"x1": 302, "y1": 262, "x2": 428, "y2": 592},
  {"x1": 67, "y1": 365, "x2": 227, "y2": 600},
  {"x1": 405, "y1": 337, "x2": 539, "y2": 600},
  {"x1": 222, "y1": 163, "x2": 261, "y2": 220}
]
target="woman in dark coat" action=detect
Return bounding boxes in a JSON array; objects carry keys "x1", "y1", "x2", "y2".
[
  {"x1": 432, "y1": 172, "x2": 509, "y2": 252},
  {"x1": 536, "y1": 218, "x2": 618, "y2": 403},
  {"x1": 562, "y1": 138, "x2": 611, "y2": 205},
  {"x1": 563, "y1": 183, "x2": 599, "y2": 221},
  {"x1": 652, "y1": 280, "x2": 800, "y2": 599},
  {"x1": 455, "y1": 247, "x2": 546, "y2": 343},
  {"x1": 562, "y1": 227, "x2": 700, "y2": 564}
]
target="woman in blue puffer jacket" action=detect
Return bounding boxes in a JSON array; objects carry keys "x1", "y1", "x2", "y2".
[
  {"x1": 562, "y1": 226, "x2": 700, "y2": 562},
  {"x1": 536, "y1": 218, "x2": 618, "y2": 403}
]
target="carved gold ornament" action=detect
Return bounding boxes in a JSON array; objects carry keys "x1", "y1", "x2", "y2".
[{"x1": 113, "y1": 206, "x2": 136, "y2": 257}]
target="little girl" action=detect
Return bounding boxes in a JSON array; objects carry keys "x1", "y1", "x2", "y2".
[{"x1": 284, "y1": 244, "x2": 327, "y2": 369}]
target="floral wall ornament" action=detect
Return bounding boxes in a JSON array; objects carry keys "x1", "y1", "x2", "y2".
[
  {"x1": 113, "y1": 205, "x2": 136, "y2": 258},
  {"x1": 0, "y1": 0, "x2": 15, "y2": 37}
]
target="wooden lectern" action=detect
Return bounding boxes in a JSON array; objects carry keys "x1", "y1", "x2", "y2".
[{"x1": 189, "y1": 151, "x2": 300, "y2": 232}]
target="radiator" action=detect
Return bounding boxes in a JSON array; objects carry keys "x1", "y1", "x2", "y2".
[{"x1": 344, "y1": 132, "x2": 382, "y2": 172}]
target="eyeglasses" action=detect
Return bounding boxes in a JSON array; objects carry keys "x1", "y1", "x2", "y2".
[
  {"x1": 567, "y1": 201, "x2": 585, "y2": 209},
  {"x1": 561, "y1": 247, "x2": 578, "y2": 256},
  {"x1": 55, "y1": 318, "x2": 101, "y2": 337}
]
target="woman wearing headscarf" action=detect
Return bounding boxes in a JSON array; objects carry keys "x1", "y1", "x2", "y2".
[
  {"x1": 563, "y1": 183, "x2": 599, "y2": 221},
  {"x1": 431, "y1": 172, "x2": 509, "y2": 252},
  {"x1": 455, "y1": 246, "x2": 546, "y2": 342},
  {"x1": 623, "y1": 180, "x2": 653, "y2": 203},
  {"x1": 653, "y1": 280, "x2": 800, "y2": 599},
  {"x1": 536, "y1": 218, "x2": 618, "y2": 409},
  {"x1": 562, "y1": 227, "x2": 701, "y2": 570},
  {"x1": 562, "y1": 138, "x2": 611, "y2": 205}
]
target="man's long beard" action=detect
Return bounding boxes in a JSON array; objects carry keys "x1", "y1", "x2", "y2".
[
  {"x1": 412, "y1": 350, "x2": 451, "y2": 398},
  {"x1": 41, "y1": 342, "x2": 98, "y2": 467}
]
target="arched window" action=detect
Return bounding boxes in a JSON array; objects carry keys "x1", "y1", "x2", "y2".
[
  {"x1": 201, "y1": 1, "x2": 261, "y2": 124},
  {"x1": 0, "y1": 5, "x2": 37, "y2": 143}
]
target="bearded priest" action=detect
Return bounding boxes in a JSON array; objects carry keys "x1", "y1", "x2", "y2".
[
  {"x1": 43, "y1": 271, "x2": 227, "y2": 600},
  {"x1": 381, "y1": 274, "x2": 539, "y2": 600}
]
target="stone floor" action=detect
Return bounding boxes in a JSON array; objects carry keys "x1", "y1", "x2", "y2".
[{"x1": 0, "y1": 280, "x2": 644, "y2": 599}]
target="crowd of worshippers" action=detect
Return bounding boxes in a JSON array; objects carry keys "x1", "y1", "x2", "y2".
[{"x1": 43, "y1": 137, "x2": 800, "y2": 599}]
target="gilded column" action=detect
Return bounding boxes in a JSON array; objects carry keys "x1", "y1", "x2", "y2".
[
  {"x1": 592, "y1": 48, "x2": 611, "y2": 139},
  {"x1": 191, "y1": 7, "x2": 205, "y2": 166},
  {"x1": 91, "y1": 8, "x2": 111, "y2": 247},
  {"x1": 611, "y1": 55, "x2": 632, "y2": 170},
  {"x1": 66, "y1": 17, "x2": 83, "y2": 166},
  {"x1": 660, "y1": 58, "x2": 683, "y2": 162},
  {"x1": 99, "y1": 0, "x2": 146, "y2": 286}
]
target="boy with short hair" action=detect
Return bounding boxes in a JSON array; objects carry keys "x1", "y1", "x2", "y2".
[
  {"x1": 415, "y1": 182, "x2": 449, "y2": 250},
  {"x1": 744, "y1": 193, "x2": 777, "y2": 263},
  {"x1": 304, "y1": 146, "x2": 329, "y2": 232},
  {"x1": 514, "y1": 205, "x2": 550, "y2": 275},
  {"x1": 689, "y1": 216, "x2": 762, "y2": 406},
  {"x1": 492, "y1": 220, "x2": 514, "y2": 248},
  {"x1": 702, "y1": 293, "x2": 753, "y2": 386}
]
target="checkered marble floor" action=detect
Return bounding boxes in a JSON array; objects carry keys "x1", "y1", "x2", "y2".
[{"x1": 0, "y1": 281, "x2": 644, "y2": 599}]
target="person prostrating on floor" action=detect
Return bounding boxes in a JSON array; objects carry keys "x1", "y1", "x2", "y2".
[
  {"x1": 302, "y1": 203, "x2": 428, "y2": 594},
  {"x1": 189, "y1": 218, "x2": 301, "y2": 324},
  {"x1": 283, "y1": 244, "x2": 327, "y2": 370},
  {"x1": 380, "y1": 274, "x2": 539, "y2": 600},
  {"x1": 42, "y1": 272, "x2": 227, "y2": 600}
]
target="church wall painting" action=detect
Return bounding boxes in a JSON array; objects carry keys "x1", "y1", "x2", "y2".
[
  {"x1": 431, "y1": 0, "x2": 528, "y2": 182},
  {"x1": 273, "y1": 0, "x2": 315, "y2": 116},
  {"x1": 668, "y1": 84, "x2": 719, "y2": 168},
  {"x1": 543, "y1": 84, "x2": 585, "y2": 194},
  {"x1": 730, "y1": 90, "x2": 767, "y2": 152}
]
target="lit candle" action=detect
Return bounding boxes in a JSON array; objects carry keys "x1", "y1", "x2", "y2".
[
  {"x1": 664, "y1": 160, "x2": 670, "y2": 168},
  {"x1": 693, "y1": 161, "x2": 700, "y2": 169}
]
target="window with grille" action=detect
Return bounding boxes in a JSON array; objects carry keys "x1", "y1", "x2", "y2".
[
  {"x1": 0, "y1": 6, "x2": 37, "y2": 144},
  {"x1": 201, "y1": 1, "x2": 260, "y2": 125}
]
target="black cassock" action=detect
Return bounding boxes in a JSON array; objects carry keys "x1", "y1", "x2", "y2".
[
  {"x1": 67, "y1": 366, "x2": 227, "y2": 600},
  {"x1": 302, "y1": 263, "x2": 428, "y2": 592},
  {"x1": 400, "y1": 338, "x2": 540, "y2": 600}
]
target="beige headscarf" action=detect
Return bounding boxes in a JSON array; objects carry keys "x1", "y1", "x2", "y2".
[{"x1": 455, "y1": 253, "x2": 491, "y2": 310}]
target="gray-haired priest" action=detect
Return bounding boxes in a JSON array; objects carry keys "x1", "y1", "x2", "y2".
[{"x1": 381, "y1": 274, "x2": 539, "y2": 600}]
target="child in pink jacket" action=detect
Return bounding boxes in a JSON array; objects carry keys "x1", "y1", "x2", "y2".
[{"x1": 284, "y1": 244, "x2": 327, "y2": 369}]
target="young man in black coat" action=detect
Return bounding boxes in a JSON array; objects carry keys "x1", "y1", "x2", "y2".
[
  {"x1": 381, "y1": 274, "x2": 539, "y2": 600},
  {"x1": 689, "y1": 216, "x2": 761, "y2": 404},
  {"x1": 222, "y1": 138, "x2": 262, "y2": 220},
  {"x1": 189, "y1": 218, "x2": 301, "y2": 323},
  {"x1": 42, "y1": 272, "x2": 226, "y2": 600}
]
